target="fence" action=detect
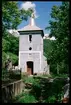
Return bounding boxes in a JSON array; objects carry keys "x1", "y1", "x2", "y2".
[
  {"x1": 2, "y1": 80, "x2": 24, "y2": 103},
  {"x1": 2, "y1": 69, "x2": 23, "y2": 103}
]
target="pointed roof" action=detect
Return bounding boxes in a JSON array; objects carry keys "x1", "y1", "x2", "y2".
[{"x1": 18, "y1": 13, "x2": 41, "y2": 31}]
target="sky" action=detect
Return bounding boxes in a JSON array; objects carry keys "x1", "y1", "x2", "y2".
[{"x1": 17, "y1": 1, "x2": 62, "y2": 35}]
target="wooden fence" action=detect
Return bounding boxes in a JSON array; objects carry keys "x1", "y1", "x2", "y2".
[
  {"x1": 2, "y1": 69, "x2": 24, "y2": 103},
  {"x1": 2, "y1": 80, "x2": 24, "y2": 103}
]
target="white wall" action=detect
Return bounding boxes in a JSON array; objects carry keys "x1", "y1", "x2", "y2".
[{"x1": 19, "y1": 33, "x2": 43, "y2": 74}]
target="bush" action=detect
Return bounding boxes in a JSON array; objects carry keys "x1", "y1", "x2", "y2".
[
  {"x1": 6, "y1": 52, "x2": 18, "y2": 65},
  {"x1": 2, "y1": 52, "x2": 7, "y2": 68},
  {"x1": 32, "y1": 81, "x2": 41, "y2": 99},
  {"x1": 17, "y1": 93, "x2": 37, "y2": 103},
  {"x1": 45, "y1": 96, "x2": 56, "y2": 103},
  {"x1": 21, "y1": 72, "x2": 29, "y2": 82},
  {"x1": 24, "y1": 76, "x2": 35, "y2": 84}
]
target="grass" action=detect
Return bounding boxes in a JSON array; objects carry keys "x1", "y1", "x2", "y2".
[
  {"x1": 24, "y1": 76, "x2": 35, "y2": 84},
  {"x1": 38, "y1": 74, "x2": 52, "y2": 78},
  {"x1": 14, "y1": 92, "x2": 37, "y2": 103},
  {"x1": 18, "y1": 93, "x2": 37, "y2": 103}
]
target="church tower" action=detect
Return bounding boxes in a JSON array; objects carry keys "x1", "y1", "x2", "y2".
[{"x1": 18, "y1": 13, "x2": 49, "y2": 75}]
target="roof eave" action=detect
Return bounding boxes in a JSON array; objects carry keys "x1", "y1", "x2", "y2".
[{"x1": 18, "y1": 30, "x2": 44, "y2": 37}]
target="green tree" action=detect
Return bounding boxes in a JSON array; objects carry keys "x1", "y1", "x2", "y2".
[
  {"x1": 2, "y1": 1, "x2": 33, "y2": 68},
  {"x1": 45, "y1": 2, "x2": 69, "y2": 74},
  {"x1": 2, "y1": 1, "x2": 33, "y2": 36}
]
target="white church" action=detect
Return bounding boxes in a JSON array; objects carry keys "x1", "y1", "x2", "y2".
[{"x1": 18, "y1": 13, "x2": 49, "y2": 75}]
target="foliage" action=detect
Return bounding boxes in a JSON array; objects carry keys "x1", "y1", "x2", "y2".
[
  {"x1": 18, "y1": 93, "x2": 37, "y2": 103},
  {"x1": 2, "y1": 52, "x2": 7, "y2": 68},
  {"x1": 51, "y1": 73, "x2": 68, "y2": 78},
  {"x1": 39, "y1": 77, "x2": 65, "y2": 103},
  {"x1": 2, "y1": 1, "x2": 33, "y2": 68},
  {"x1": 2, "y1": 38, "x2": 11, "y2": 52},
  {"x1": 2, "y1": 1, "x2": 33, "y2": 30},
  {"x1": 45, "y1": 2, "x2": 69, "y2": 74},
  {"x1": 15, "y1": 92, "x2": 25, "y2": 100},
  {"x1": 45, "y1": 96, "x2": 56, "y2": 103},
  {"x1": 14, "y1": 75, "x2": 67, "y2": 103},
  {"x1": 31, "y1": 79, "x2": 41, "y2": 99},
  {"x1": 2, "y1": 68, "x2": 9, "y2": 80},
  {"x1": 2, "y1": 1, "x2": 21, "y2": 30},
  {"x1": 43, "y1": 39, "x2": 55, "y2": 64},
  {"x1": 21, "y1": 72, "x2": 29, "y2": 82},
  {"x1": 39, "y1": 74, "x2": 52, "y2": 78},
  {"x1": 15, "y1": 92, "x2": 37, "y2": 103},
  {"x1": 24, "y1": 76, "x2": 35, "y2": 84},
  {"x1": 2, "y1": 33, "x2": 19, "y2": 54},
  {"x1": 2, "y1": 31, "x2": 19, "y2": 66}
]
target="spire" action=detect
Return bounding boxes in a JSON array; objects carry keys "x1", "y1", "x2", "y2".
[{"x1": 30, "y1": 13, "x2": 35, "y2": 26}]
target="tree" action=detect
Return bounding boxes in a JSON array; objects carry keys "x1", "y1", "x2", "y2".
[
  {"x1": 2, "y1": 1, "x2": 33, "y2": 68},
  {"x1": 2, "y1": 1, "x2": 33, "y2": 36},
  {"x1": 45, "y1": 2, "x2": 69, "y2": 74}
]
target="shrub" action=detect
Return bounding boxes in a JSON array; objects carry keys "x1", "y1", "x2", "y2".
[
  {"x1": 24, "y1": 76, "x2": 35, "y2": 84},
  {"x1": 21, "y1": 72, "x2": 30, "y2": 82},
  {"x1": 6, "y1": 52, "x2": 18, "y2": 65},
  {"x1": 17, "y1": 93, "x2": 37, "y2": 103},
  {"x1": 45, "y1": 96, "x2": 56, "y2": 103}
]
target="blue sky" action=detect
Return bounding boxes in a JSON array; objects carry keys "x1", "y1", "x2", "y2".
[{"x1": 17, "y1": 1, "x2": 62, "y2": 34}]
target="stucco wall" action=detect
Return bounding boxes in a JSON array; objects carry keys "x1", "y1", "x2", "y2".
[
  {"x1": 19, "y1": 33, "x2": 43, "y2": 74},
  {"x1": 19, "y1": 34, "x2": 43, "y2": 52},
  {"x1": 19, "y1": 52, "x2": 42, "y2": 73}
]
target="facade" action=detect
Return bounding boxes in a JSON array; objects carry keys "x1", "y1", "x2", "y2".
[{"x1": 18, "y1": 14, "x2": 49, "y2": 75}]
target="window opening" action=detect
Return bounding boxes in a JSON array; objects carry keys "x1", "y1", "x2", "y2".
[
  {"x1": 29, "y1": 47, "x2": 32, "y2": 50},
  {"x1": 29, "y1": 35, "x2": 32, "y2": 42}
]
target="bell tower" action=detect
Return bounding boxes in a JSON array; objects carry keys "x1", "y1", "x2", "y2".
[{"x1": 18, "y1": 12, "x2": 49, "y2": 75}]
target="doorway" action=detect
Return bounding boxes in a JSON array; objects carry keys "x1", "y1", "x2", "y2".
[{"x1": 26, "y1": 61, "x2": 33, "y2": 75}]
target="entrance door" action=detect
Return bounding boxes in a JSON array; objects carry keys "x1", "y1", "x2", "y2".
[{"x1": 26, "y1": 61, "x2": 33, "y2": 75}]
